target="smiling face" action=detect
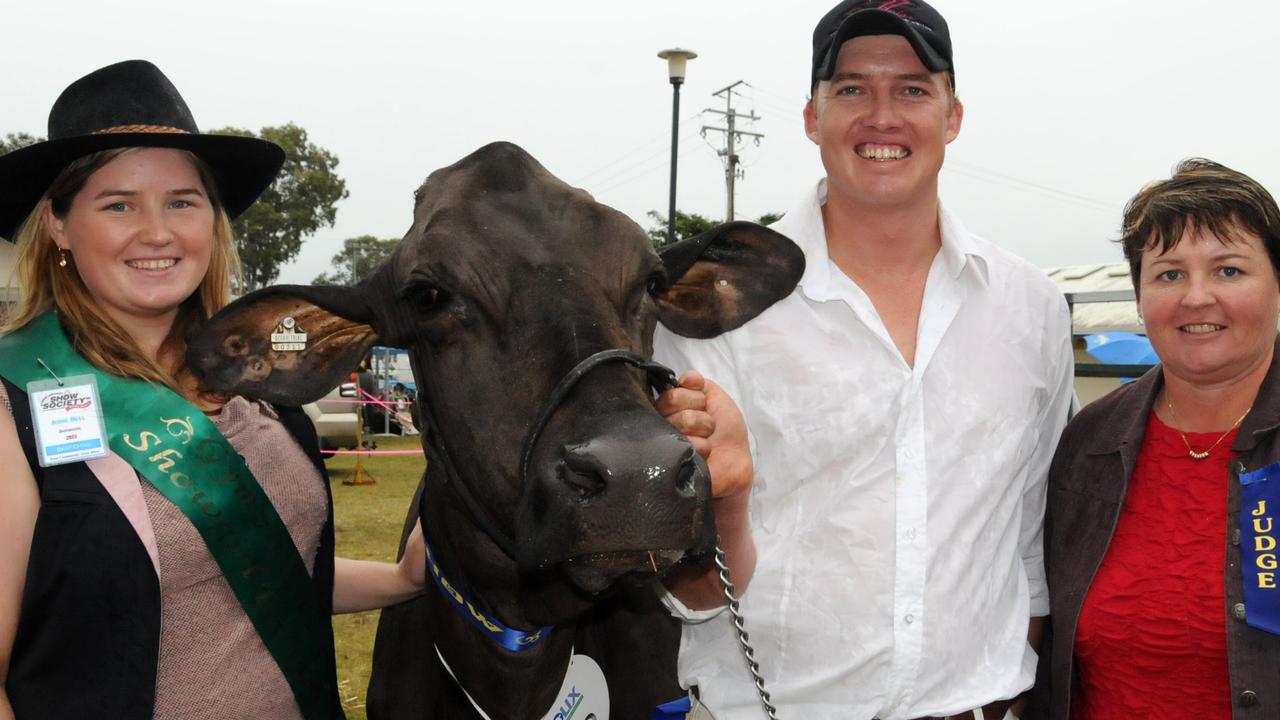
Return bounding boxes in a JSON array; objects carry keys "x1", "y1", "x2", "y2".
[
  {"x1": 44, "y1": 147, "x2": 215, "y2": 333},
  {"x1": 1139, "y1": 225, "x2": 1280, "y2": 387},
  {"x1": 804, "y1": 33, "x2": 962, "y2": 211}
]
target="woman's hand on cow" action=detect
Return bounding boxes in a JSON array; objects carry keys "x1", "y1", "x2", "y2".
[
  {"x1": 332, "y1": 520, "x2": 428, "y2": 614},
  {"x1": 399, "y1": 520, "x2": 427, "y2": 592},
  {"x1": 657, "y1": 370, "x2": 752, "y2": 500}
]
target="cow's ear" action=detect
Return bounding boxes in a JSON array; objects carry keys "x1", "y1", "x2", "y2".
[
  {"x1": 654, "y1": 221, "x2": 805, "y2": 338},
  {"x1": 185, "y1": 284, "x2": 382, "y2": 405}
]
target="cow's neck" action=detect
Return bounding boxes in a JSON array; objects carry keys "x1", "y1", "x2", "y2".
[{"x1": 423, "y1": 470, "x2": 583, "y2": 720}]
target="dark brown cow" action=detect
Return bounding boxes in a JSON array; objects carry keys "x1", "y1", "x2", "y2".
[{"x1": 186, "y1": 142, "x2": 803, "y2": 720}]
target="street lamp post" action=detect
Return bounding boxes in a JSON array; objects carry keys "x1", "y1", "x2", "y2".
[{"x1": 658, "y1": 48, "x2": 696, "y2": 245}]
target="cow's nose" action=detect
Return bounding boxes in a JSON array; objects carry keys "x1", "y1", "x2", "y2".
[{"x1": 558, "y1": 435, "x2": 701, "y2": 501}]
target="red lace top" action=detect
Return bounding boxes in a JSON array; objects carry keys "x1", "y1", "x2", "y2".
[{"x1": 1073, "y1": 411, "x2": 1236, "y2": 718}]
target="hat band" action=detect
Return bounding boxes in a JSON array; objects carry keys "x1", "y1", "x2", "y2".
[{"x1": 91, "y1": 124, "x2": 190, "y2": 135}]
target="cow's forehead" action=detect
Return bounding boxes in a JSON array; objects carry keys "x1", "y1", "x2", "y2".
[{"x1": 403, "y1": 142, "x2": 655, "y2": 272}]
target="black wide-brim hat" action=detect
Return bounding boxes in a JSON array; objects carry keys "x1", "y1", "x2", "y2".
[{"x1": 0, "y1": 59, "x2": 285, "y2": 240}]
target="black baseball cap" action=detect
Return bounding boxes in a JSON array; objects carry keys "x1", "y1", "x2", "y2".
[{"x1": 811, "y1": 0, "x2": 954, "y2": 92}]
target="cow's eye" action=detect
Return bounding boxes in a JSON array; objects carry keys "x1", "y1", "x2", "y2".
[
  {"x1": 646, "y1": 271, "x2": 669, "y2": 296},
  {"x1": 403, "y1": 282, "x2": 446, "y2": 313}
]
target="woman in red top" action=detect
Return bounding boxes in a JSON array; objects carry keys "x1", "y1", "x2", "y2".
[{"x1": 1033, "y1": 159, "x2": 1280, "y2": 719}]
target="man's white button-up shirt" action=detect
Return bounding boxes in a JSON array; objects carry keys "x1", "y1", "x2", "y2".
[{"x1": 654, "y1": 180, "x2": 1074, "y2": 720}]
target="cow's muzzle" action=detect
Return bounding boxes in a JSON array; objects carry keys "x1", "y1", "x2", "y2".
[
  {"x1": 517, "y1": 427, "x2": 717, "y2": 594},
  {"x1": 421, "y1": 347, "x2": 715, "y2": 591}
]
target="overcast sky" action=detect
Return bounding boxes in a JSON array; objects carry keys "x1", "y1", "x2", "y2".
[{"x1": 5, "y1": 0, "x2": 1279, "y2": 285}]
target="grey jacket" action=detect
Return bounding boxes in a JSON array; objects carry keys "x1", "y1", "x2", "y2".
[{"x1": 1031, "y1": 339, "x2": 1280, "y2": 719}]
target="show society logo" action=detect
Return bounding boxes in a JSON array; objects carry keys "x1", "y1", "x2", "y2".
[
  {"x1": 543, "y1": 654, "x2": 607, "y2": 720},
  {"x1": 552, "y1": 687, "x2": 590, "y2": 720},
  {"x1": 40, "y1": 390, "x2": 92, "y2": 412}
]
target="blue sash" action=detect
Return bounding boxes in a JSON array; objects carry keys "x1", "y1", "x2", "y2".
[{"x1": 1239, "y1": 462, "x2": 1280, "y2": 634}]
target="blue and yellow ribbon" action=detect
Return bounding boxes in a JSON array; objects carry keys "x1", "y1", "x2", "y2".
[{"x1": 423, "y1": 532, "x2": 553, "y2": 652}]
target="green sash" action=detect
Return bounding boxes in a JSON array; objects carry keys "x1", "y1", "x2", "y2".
[{"x1": 0, "y1": 312, "x2": 337, "y2": 720}]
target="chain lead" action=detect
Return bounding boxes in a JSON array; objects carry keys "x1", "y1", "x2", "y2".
[{"x1": 713, "y1": 538, "x2": 780, "y2": 720}]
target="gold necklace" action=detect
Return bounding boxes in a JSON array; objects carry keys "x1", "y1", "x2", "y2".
[{"x1": 1164, "y1": 399, "x2": 1251, "y2": 460}]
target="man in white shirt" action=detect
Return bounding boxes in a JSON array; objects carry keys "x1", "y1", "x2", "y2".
[{"x1": 657, "y1": 1, "x2": 1075, "y2": 718}]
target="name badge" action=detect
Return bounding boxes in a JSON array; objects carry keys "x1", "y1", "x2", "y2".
[
  {"x1": 1239, "y1": 462, "x2": 1280, "y2": 634},
  {"x1": 27, "y1": 375, "x2": 109, "y2": 467}
]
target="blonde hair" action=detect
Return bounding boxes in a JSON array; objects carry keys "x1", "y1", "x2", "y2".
[{"x1": 3, "y1": 147, "x2": 243, "y2": 391}]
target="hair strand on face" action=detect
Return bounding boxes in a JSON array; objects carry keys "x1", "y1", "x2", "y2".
[{"x1": 1119, "y1": 158, "x2": 1280, "y2": 297}]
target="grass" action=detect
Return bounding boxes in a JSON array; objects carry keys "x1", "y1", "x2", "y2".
[{"x1": 328, "y1": 434, "x2": 425, "y2": 720}]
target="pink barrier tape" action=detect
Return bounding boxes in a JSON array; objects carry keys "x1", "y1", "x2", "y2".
[
  {"x1": 316, "y1": 398, "x2": 413, "y2": 406},
  {"x1": 356, "y1": 387, "x2": 415, "y2": 425},
  {"x1": 321, "y1": 449, "x2": 424, "y2": 456}
]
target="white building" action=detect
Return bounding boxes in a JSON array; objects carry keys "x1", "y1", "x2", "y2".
[{"x1": 1045, "y1": 262, "x2": 1144, "y2": 406}]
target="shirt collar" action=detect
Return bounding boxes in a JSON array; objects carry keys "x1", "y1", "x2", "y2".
[
  {"x1": 938, "y1": 201, "x2": 989, "y2": 286},
  {"x1": 779, "y1": 179, "x2": 989, "y2": 303}
]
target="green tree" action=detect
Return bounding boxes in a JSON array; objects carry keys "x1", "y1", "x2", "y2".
[
  {"x1": 0, "y1": 132, "x2": 42, "y2": 155},
  {"x1": 647, "y1": 209, "x2": 784, "y2": 248},
  {"x1": 212, "y1": 123, "x2": 348, "y2": 291},
  {"x1": 646, "y1": 210, "x2": 719, "y2": 248},
  {"x1": 313, "y1": 235, "x2": 400, "y2": 286}
]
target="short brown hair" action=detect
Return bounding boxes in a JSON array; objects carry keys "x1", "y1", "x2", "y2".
[{"x1": 1120, "y1": 158, "x2": 1280, "y2": 294}]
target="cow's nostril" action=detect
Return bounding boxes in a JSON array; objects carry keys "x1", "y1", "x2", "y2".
[
  {"x1": 559, "y1": 461, "x2": 606, "y2": 502},
  {"x1": 675, "y1": 458, "x2": 699, "y2": 498},
  {"x1": 560, "y1": 444, "x2": 613, "y2": 502}
]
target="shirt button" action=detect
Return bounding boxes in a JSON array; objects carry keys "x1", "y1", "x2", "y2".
[
  {"x1": 904, "y1": 614, "x2": 914, "y2": 625},
  {"x1": 1234, "y1": 603, "x2": 1247, "y2": 621},
  {"x1": 1240, "y1": 690, "x2": 1259, "y2": 707},
  {"x1": 1233, "y1": 529, "x2": 1242, "y2": 546},
  {"x1": 907, "y1": 528, "x2": 918, "y2": 540}
]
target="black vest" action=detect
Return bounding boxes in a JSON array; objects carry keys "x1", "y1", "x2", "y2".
[{"x1": 3, "y1": 378, "x2": 342, "y2": 720}]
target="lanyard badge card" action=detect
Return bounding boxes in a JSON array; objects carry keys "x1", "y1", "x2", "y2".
[{"x1": 27, "y1": 370, "x2": 109, "y2": 467}]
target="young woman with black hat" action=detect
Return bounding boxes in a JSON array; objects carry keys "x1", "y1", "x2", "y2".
[{"x1": 0, "y1": 60, "x2": 423, "y2": 720}]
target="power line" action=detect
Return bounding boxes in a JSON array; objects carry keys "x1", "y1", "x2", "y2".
[
  {"x1": 572, "y1": 130, "x2": 670, "y2": 184},
  {"x1": 749, "y1": 97, "x2": 802, "y2": 120},
  {"x1": 590, "y1": 138, "x2": 705, "y2": 196},
  {"x1": 744, "y1": 82, "x2": 809, "y2": 111},
  {"x1": 944, "y1": 160, "x2": 1120, "y2": 213},
  {"x1": 571, "y1": 110, "x2": 704, "y2": 186},
  {"x1": 580, "y1": 124, "x2": 703, "y2": 194}
]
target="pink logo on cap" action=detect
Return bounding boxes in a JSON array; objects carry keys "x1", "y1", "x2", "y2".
[{"x1": 876, "y1": 0, "x2": 914, "y2": 19}]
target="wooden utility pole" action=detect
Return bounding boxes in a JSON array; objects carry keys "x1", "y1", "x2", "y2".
[{"x1": 702, "y1": 81, "x2": 763, "y2": 221}]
